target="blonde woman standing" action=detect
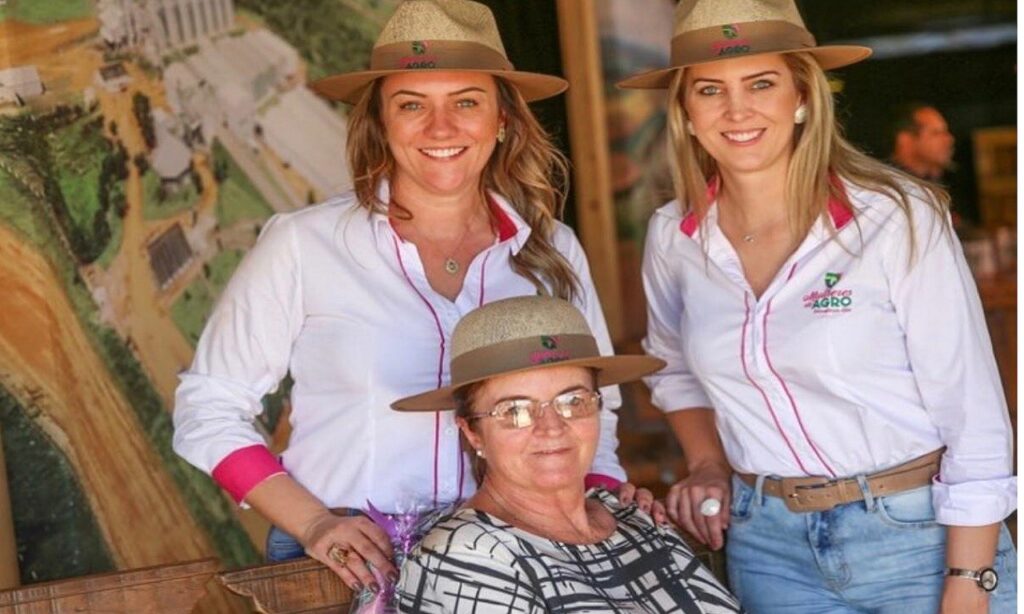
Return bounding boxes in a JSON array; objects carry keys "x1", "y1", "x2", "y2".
[
  {"x1": 173, "y1": 0, "x2": 654, "y2": 593},
  {"x1": 621, "y1": 0, "x2": 1016, "y2": 612}
]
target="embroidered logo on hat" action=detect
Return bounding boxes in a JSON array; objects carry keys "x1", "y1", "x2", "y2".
[
  {"x1": 411, "y1": 40, "x2": 427, "y2": 55},
  {"x1": 722, "y1": 24, "x2": 739, "y2": 39},
  {"x1": 533, "y1": 335, "x2": 569, "y2": 365}
]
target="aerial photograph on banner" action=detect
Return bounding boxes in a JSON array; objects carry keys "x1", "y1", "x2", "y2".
[{"x1": 0, "y1": 0, "x2": 399, "y2": 587}]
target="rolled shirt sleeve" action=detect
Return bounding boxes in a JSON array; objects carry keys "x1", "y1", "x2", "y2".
[
  {"x1": 172, "y1": 213, "x2": 303, "y2": 502},
  {"x1": 885, "y1": 198, "x2": 1016, "y2": 525},
  {"x1": 640, "y1": 209, "x2": 713, "y2": 413}
]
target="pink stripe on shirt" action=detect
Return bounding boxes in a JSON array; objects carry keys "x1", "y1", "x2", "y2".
[{"x1": 740, "y1": 293, "x2": 811, "y2": 474}]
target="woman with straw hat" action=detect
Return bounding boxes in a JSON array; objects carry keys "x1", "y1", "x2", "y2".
[
  {"x1": 173, "y1": 0, "x2": 654, "y2": 593},
  {"x1": 620, "y1": 0, "x2": 1016, "y2": 611},
  {"x1": 393, "y1": 296, "x2": 741, "y2": 613}
]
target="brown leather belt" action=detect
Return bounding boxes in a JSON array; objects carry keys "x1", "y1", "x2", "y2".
[{"x1": 737, "y1": 448, "x2": 943, "y2": 513}]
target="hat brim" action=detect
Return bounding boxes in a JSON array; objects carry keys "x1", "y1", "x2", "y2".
[
  {"x1": 391, "y1": 354, "x2": 666, "y2": 412},
  {"x1": 311, "y1": 69, "x2": 568, "y2": 104},
  {"x1": 617, "y1": 45, "x2": 872, "y2": 90}
]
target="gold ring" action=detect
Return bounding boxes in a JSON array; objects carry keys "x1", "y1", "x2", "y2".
[{"x1": 327, "y1": 543, "x2": 349, "y2": 566}]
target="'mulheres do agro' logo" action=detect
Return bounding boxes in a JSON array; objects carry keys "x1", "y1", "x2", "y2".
[{"x1": 803, "y1": 272, "x2": 853, "y2": 314}]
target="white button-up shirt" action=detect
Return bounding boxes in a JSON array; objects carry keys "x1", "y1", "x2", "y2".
[
  {"x1": 642, "y1": 180, "x2": 1015, "y2": 526},
  {"x1": 173, "y1": 187, "x2": 624, "y2": 513}
]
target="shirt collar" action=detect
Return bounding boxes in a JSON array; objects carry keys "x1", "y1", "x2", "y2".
[
  {"x1": 370, "y1": 179, "x2": 530, "y2": 253},
  {"x1": 679, "y1": 175, "x2": 855, "y2": 239}
]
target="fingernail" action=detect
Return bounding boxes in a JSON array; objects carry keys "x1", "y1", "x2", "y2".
[
  {"x1": 369, "y1": 582, "x2": 381, "y2": 593},
  {"x1": 387, "y1": 572, "x2": 398, "y2": 583},
  {"x1": 352, "y1": 582, "x2": 363, "y2": 591}
]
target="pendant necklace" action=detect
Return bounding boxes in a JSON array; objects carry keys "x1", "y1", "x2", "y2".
[{"x1": 442, "y1": 220, "x2": 474, "y2": 275}]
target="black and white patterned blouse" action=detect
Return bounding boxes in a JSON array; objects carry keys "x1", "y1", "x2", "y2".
[{"x1": 397, "y1": 489, "x2": 742, "y2": 613}]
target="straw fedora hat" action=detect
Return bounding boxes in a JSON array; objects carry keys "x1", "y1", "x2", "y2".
[
  {"x1": 392, "y1": 296, "x2": 665, "y2": 411},
  {"x1": 618, "y1": 0, "x2": 871, "y2": 90},
  {"x1": 311, "y1": 0, "x2": 568, "y2": 104}
]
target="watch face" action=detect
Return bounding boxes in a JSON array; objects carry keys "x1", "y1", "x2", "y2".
[{"x1": 980, "y1": 568, "x2": 999, "y2": 592}]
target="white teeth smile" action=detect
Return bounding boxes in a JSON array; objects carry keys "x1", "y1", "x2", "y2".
[
  {"x1": 421, "y1": 147, "x2": 466, "y2": 158},
  {"x1": 723, "y1": 130, "x2": 763, "y2": 143}
]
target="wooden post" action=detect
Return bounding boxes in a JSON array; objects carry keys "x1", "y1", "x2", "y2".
[
  {"x1": 556, "y1": 0, "x2": 624, "y2": 343},
  {"x1": 0, "y1": 425, "x2": 19, "y2": 589}
]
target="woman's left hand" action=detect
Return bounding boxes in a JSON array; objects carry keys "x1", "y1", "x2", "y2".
[
  {"x1": 616, "y1": 482, "x2": 668, "y2": 525},
  {"x1": 940, "y1": 577, "x2": 989, "y2": 614}
]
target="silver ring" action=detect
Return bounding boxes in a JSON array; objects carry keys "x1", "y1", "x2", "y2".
[{"x1": 699, "y1": 497, "x2": 722, "y2": 517}]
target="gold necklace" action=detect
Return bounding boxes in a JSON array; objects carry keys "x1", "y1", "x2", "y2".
[
  {"x1": 398, "y1": 209, "x2": 481, "y2": 276},
  {"x1": 441, "y1": 221, "x2": 473, "y2": 275},
  {"x1": 728, "y1": 213, "x2": 788, "y2": 244}
]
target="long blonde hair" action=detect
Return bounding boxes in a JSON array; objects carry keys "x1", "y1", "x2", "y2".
[
  {"x1": 665, "y1": 52, "x2": 949, "y2": 254},
  {"x1": 346, "y1": 76, "x2": 579, "y2": 301}
]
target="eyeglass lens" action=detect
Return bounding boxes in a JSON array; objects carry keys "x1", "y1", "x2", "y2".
[{"x1": 494, "y1": 390, "x2": 600, "y2": 429}]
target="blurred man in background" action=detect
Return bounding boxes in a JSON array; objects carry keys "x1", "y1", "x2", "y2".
[
  {"x1": 890, "y1": 103, "x2": 956, "y2": 181},
  {"x1": 889, "y1": 102, "x2": 979, "y2": 230}
]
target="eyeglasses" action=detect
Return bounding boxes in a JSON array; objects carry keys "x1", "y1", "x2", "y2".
[{"x1": 467, "y1": 390, "x2": 602, "y2": 429}]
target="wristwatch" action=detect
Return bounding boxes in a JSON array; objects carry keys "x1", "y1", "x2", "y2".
[{"x1": 945, "y1": 567, "x2": 999, "y2": 592}]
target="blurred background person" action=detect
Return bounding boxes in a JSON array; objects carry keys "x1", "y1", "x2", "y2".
[
  {"x1": 889, "y1": 102, "x2": 955, "y2": 182},
  {"x1": 889, "y1": 102, "x2": 978, "y2": 232}
]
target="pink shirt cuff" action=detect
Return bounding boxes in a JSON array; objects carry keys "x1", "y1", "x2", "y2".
[
  {"x1": 585, "y1": 473, "x2": 622, "y2": 491},
  {"x1": 211, "y1": 444, "x2": 287, "y2": 504}
]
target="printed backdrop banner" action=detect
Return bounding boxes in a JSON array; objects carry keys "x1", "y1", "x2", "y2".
[{"x1": 0, "y1": 0, "x2": 399, "y2": 586}]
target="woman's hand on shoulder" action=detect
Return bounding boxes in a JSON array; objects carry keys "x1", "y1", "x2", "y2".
[
  {"x1": 615, "y1": 482, "x2": 668, "y2": 525},
  {"x1": 301, "y1": 510, "x2": 397, "y2": 591},
  {"x1": 665, "y1": 461, "x2": 731, "y2": 551}
]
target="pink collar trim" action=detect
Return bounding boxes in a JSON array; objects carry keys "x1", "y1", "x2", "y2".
[
  {"x1": 678, "y1": 175, "x2": 854, "y2": 237},
  {"x1": 385, "y1": 195, "x2": 518, "y2": 242},
  {"x1": 488, "y1": 196, "x2": 518, "y2": 241}
]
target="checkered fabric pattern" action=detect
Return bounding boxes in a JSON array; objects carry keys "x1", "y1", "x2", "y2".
[{"x1": 398, "y1": 489, "x2": 741, "y2": 613}]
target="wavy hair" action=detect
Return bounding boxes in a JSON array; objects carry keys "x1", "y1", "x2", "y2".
[
  {"x1": 665, "y1": 52, "x2": 949, "y2": 256},
  {"x1": 346, "y1": 76, "x2": 579, "y2": 300}
]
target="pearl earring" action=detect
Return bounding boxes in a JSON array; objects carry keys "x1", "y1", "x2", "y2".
[
  {"x1": 686, "y1": 120, "x2": 695, "y2": 135},
  {"x1": 496, "y1": 125, "x2": 506, "y2": 143},
  {"x1": 794, "y1": 104, "x2": 808, "y2": 124},
  {"x1": 475, "y1": 449, "x2": 485, "y2": 458}
]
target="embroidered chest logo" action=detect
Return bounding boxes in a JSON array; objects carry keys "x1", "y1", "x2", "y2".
[
  {"x1": 802, "y1": 272, "x2": 853, "y2": 314},
  {"x1": 531, "y1": 336, "x2": 570, "y2": 364}
]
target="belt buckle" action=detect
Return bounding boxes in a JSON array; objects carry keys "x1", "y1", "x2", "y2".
[{"x1": 780, "y1": 476, "x2": 838, "y2": 513}]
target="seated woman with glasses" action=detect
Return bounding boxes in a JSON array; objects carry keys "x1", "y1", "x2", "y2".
[{"x1": 391, "y1": 296, "x2": 740, "y2": 613}]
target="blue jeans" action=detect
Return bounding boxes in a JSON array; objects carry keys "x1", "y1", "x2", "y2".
[
  {"x1": 265, "y1": 525, "x2": 306, "y2": 562},
  {"x1": 726, "y1": 475, "x2": 1017, "y2": 613},
  {"x1": 265, "y1": 508, "x2": 366, "y2": 562}
]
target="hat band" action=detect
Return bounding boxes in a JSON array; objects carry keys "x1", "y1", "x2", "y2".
[
  {"x1": 450, "y1": 334, "x2": 600, "y2": 387},
  {"x1": 370, "y1": 40, "x2": 514, "y2": 72},
  {"x1": 670, "y1": 20, "x2": 817, "y2": 66}
]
